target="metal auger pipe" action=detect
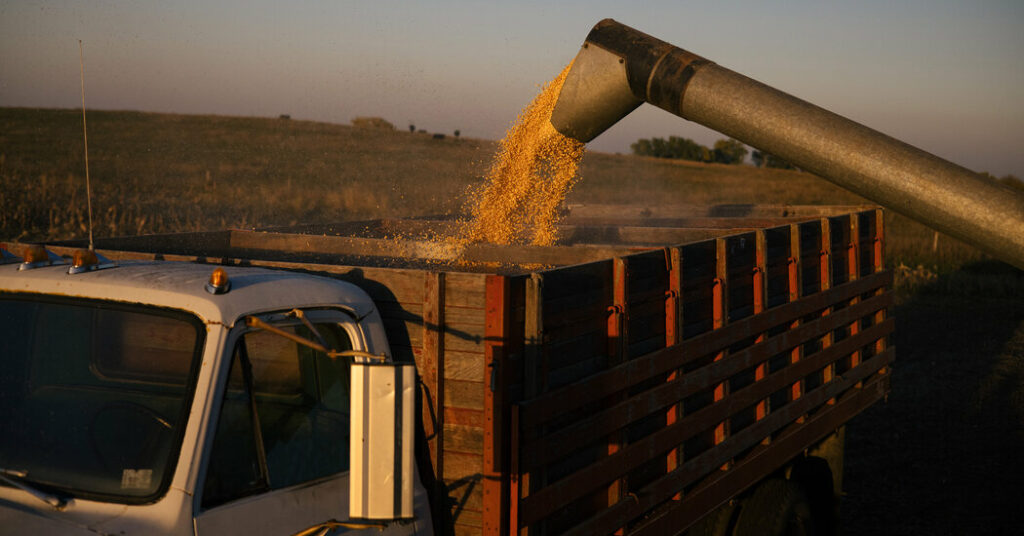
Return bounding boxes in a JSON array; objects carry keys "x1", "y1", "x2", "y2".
[{"x1": 550, "y1": 19, "x2": 1024, "y2": 269}]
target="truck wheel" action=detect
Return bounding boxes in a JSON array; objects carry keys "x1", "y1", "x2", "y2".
[{"x1": 732, "y1": 479, "x2": 815, "y2": 536}]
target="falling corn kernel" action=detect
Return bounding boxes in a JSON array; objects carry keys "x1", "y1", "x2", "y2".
[{"x1": 461, "y1": 62, "x2": 585, "y2": 247}]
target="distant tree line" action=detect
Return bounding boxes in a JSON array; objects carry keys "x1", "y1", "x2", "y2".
[
  {"x1": 629, "y1": 135, "x2": 810, "y2": 171},
  {"x1": 631, "y1": 137, "x2": 748, "y2": 165},
  {"x1": 750, "y1": 150, "x2": 798, "y2": 170},
  {"x1": 979, "y1": 171, "x2": 1024, "y2": 192}
]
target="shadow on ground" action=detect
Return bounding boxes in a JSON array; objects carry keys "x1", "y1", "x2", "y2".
[{"x1": 842, "y1": 261, "x2": 1024, "y2": 534}]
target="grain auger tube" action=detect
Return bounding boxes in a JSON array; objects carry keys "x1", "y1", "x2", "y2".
[{"x1": 550, "y1": 18, "x2": 1024, "y2": 269}]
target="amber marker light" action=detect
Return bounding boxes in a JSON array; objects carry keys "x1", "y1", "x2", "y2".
[
  {"x1": 72, "y1": 249, "x2": 99, "y2": 268},
  {"x1": 205, "y1": 267, "x2": 231, "y2": 295},
  {"x1": 22, "y1": 245, "x2": 48, "y2": 264},
  {"x1": 18, "y1": 245, "x2": 64, "y2": 271}
]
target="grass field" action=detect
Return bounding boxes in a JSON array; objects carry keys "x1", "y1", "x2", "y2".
[
  {"x1": 2, "y1": 106, "x2": 1022, "y2": 534},
  {"x1": 0, "y1": 107, "x2": 996, "y2": 273}
]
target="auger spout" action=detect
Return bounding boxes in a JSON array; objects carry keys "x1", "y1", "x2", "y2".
[{"x1": 551, "y1": 19, "x2": 1024, "y2": 269}]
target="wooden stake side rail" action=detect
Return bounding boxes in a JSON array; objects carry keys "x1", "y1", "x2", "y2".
[
  {"x1": 8, "y1": 207, "x2": 888, "y2": 536},
  {"x1": 507, "y1": 210, "x2": 890, "y2": 536},
  {"x1": 514, "y1": 272, "x2": 890, "y2": 428},
  {"x1": 516, "y1": 294, "x2": 891, "y2": 471}
]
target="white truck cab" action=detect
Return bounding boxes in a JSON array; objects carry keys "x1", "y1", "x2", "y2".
[{"x1": 0, "y1": 258, "x2": 431, "y2": 535}]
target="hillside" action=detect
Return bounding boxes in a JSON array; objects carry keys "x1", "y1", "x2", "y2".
[{"x1": 1, "y1": 107, "x2": 865, "y2": 237}]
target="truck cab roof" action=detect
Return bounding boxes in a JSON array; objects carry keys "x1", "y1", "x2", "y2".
[{"x1": 0, "y1": 260, "x2": 376, "y2": 325}]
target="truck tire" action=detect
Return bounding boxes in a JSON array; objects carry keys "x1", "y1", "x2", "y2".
[{"x1": 732, "y1": 479, "x2": 815, "y2": 536}]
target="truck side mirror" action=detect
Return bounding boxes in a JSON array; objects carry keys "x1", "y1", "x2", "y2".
[{"x1": 349, "y1": 361, "x2": 416, "y2": 521}]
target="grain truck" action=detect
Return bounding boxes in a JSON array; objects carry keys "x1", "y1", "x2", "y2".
[{"x1": 1, "y1": 204, "x2": 891, "y2": 535}]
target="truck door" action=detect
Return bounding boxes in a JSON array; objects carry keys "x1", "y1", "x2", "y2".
[{"x1": 193, "y1": 309, "x2": 376, "y2": 535}]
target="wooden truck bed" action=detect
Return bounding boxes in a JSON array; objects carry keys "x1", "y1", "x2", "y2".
[{"x1": 16, "y1": 204, "x2": 892, "y2": 536}]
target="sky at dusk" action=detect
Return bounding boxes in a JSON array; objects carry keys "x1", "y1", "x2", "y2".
[{"x1": 2, "y1": 1, "x2": 1022, "y2": 177}]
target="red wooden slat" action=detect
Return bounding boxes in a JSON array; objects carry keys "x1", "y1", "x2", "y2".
[
  {"x1": 516, "y1": 271, "x2": 891, "y2": 427},
  {"x1": 516, "y1": 294, "x2": 890, "y2": 470},
  {"x1": 626, "y1": 371, "x2": 890, "y2": 536},
  {"x1": 516, "y1": 320, "x2": 894, "y2": 526},
  {"x1": 559, "y1": 348, "x2": 893, "y2": 536}
]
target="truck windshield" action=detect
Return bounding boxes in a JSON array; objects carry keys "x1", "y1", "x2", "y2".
[{"x1": 0, "y1": 294, "x2": 205, "y2": 504}]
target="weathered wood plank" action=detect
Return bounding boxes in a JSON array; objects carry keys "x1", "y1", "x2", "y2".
[
  {"x1": 444, "y1": 318, "x2": 487, "y2": 354},
  {"x1": 445, "y1": 379, "x2": 485, "y2": 410},
  {"x1": 454, "y1": 524, "x2": 483, "y2": 536},
  {"x1": 444, "y1": 424, "x2": 486, "y2": 454},
  {"x1": 560, "y1": 203, "x2": 875, "y2": 221},
  {"x1": 446, "y1": 272, "x2": 488, "y2": 308},
  {"x1": 556, "y1": 226, "x2": 741, "y2": 247},
  {"x1": 443, "y1": 306, "x2": 487, "y2": 327},
  {"x1": 445, "y1": 407, "x2": 485, "y2": 428},
  {"x1": 443, "y1": 453, "x2": 484, "y2": 484},
  {"x1": 445, "y1": 351, "x2": 486, "y2": 382},
  {"x1": 444, "y1": 477, "x2": 484, "y2": 511},
  {"x1": 455, "y1": 509, "x2": 483, "y2": 528}
]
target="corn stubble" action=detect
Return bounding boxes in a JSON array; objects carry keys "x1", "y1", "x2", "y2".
[{"x1": 459, "y1": 63, "x2": 585, "y2": 247}]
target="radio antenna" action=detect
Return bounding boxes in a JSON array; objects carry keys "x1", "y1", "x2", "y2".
[{"x1": 79, "y1": 39, "x2": 95, "y2": 251}]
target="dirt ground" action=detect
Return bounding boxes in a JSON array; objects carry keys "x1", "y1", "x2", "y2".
[{"x1": 841, "y1": 274, "x2": 1024, "y2": 534}]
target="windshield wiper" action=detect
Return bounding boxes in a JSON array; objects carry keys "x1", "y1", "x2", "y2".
[{"x1": 0, "y1": 467, "x2": 68, "y2": 510}]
